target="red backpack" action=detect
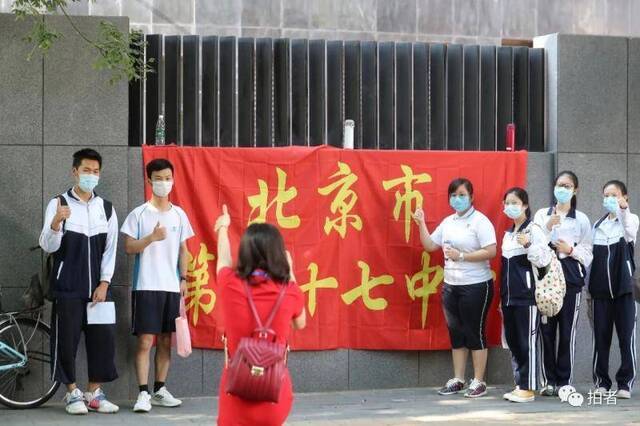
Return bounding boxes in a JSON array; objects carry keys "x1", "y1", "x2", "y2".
[{"x1": 225, "y1": 281, "x2": 289, "y2": 403}]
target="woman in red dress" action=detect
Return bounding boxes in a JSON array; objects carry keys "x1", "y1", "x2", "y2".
[{"x1": 214, "y1": 205, "x2": 306, "y2": 426}]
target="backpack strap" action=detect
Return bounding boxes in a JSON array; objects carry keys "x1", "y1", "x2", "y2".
[
  {"x1": 243, "y1": 280, "x2": 289, "y2": 334},
  {"x1": 103, "y1": 199, "x2": 113, "y2": 222},
  {"x1": 57, "y1": 195, "x2": 68, "y2": 233}
]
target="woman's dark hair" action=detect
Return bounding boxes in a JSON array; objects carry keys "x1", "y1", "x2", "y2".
[
  {"x1": 603, "y1": 179, "x2": 628, "y2": 196},
  {"x1": 554, "y1": 170, "x2": 579, "y2": 209},
  {"x1": 448, "y1": 178, "x2": 474, "y2": 197},
  {"x1": 236, "y1": 223, "x2": 290, "y2": 285},
  {"x1": 503, "y1": 187, "x2": 531, "y2": 219},
  {"x1": 72, "y1": 148, "x2": 102, "y2": 169},
  {"x1": 146, "y1": 158, "x2": 174, "y2": 179}
]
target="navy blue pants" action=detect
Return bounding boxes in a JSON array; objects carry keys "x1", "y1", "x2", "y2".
[
  {"x1": 539, "y1": 292, "x2": 581, "y2": 387},
  {"x1": 503, "y1": 305, "x2": 539, "y2": 390},
  {"x1": 50, "y1": 298, "x2": 118, "y2": 384},
  {"x1": 592, "y1": 293, "x2": 637, "y2": 391}
]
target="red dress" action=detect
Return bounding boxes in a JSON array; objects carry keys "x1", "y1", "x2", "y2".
[{"x1": 217, "y1": 267, "x2": 304, "y2": 426}]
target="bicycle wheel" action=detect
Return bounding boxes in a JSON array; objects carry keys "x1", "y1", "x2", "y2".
[{"x1": 0, "y1": 317, "x2": 60, "y2": 409}]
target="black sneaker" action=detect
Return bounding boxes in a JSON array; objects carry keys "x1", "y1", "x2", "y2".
[
  {"x1": 464, "y1": 379, "x2": 488, "y2": 398},
  {"x1": 539, "y1": 385, "x2": 556, "y2": 396},
  {"x1": 438, "y1": 378, "x2": 465, "y2": 395}
]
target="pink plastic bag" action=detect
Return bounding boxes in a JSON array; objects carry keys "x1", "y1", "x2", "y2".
[{"x1": 175, "y1": 297, "x2": 192, "y2": 358}]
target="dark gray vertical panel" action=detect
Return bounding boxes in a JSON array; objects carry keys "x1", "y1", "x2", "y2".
[
  {"x1": 378, "y1": 41, "x2": 395, "y2": 150},
  {"x1": 219, "y1": 36, "x2": 236, "y2": 147},
  {"x1": 256, "y1": 38, "x2": 273, "y2": 147},
  {"x1": 480, "y1": 45, "x2": 496, "y2": 151},
  {"x1": 128, "y1": 33, "x2": 143, "y2": 146},
  {"x1": 237, "y1": 37, "x2": 254, "y2": 147},
  {"x1": 309, "y1": 39, "x2": 325, "y2": 146},
  {"x1": 496, "y1": 46, "x2": 513, "y2": 151},
  {"x1": 182, "y1": 35, "x2": 199, "y2": 146},
  {"x1": 396, "y1": 42, "x2": 412, "y2": 150},
  {"x1": 164, "y1": 35, "x2": 180, "y2": 145},
  {"x1": 513, "y1": 46, "x2": 529, "y2": 150},
  {"x1": 463, "y1": 45, "x2": 480, "y2": 151},
  {"x1": 529, "y1": 48, "x2": 545, "y2": 152},
  {"x1": 344, "y1": 41, "x2": 361, "y2": 148},
  {"x1": 274, "y1": 38, "x2": 290, "y2": 147},
  {"x1": 413, "y1": 42, "x2": 428, "y2": 151},
  {"x1": 290, "y1": 39, "x2": 308, "y2": 146},
  {"x1": 361, "y1": 41, "x2": 378, "y2": 149},
  {"x1": 201, "y1": 36, "x2": 218, "y2": 147},
  {"x1": 326, "y1": 40, "x2": 344, "y2": 148},
  {"x1": 429, "y1": 44, "x2": 446, "y2": 150},
  {"x1": 446, "y1": 44, "x2": 463, "y2": 150},
  {"x1": 144, "y1": 34, "x2": 161, "y2": 145}
]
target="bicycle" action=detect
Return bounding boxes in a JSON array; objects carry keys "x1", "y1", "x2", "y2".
[{"x1": 0, "y1": 274, "x2": 60, "y2": 409}]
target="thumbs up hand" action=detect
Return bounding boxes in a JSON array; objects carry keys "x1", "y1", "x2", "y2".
[
  {"x1": 214, "y1": 204, "x2": 231, "y2": 232},
  {"x1": 547, "y1": 206, "x2": 561, "y2": 231},
  {"x1": 51, "y1": 198, "x2": 71, "y2": 231},
  {"x1": 150, "y1": 221, "x2": 167, "y2": 242}
]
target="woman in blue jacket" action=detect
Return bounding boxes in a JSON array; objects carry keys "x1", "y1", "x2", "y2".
[
  {"x1": 589, "y1": 180, "x2": 639, "y2": 399},
  {"x1": 501, "y1": 187, "x2": 553, "y2": 402}
]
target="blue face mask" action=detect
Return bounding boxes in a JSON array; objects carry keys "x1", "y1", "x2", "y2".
[
  {"x1": 450, "y1": 195, "x2": 471, "y2": 213},
  {"x1": 503, "y1": 204, "x2": 523, "y2": 220},
  {"x1": 78, "y1": 173, "x2": 99, "y2": 193},
  {"x1": 603, "y1": 196, "x2": 619, "y2": 213},
  {"x1": 554, "y1": 186, "x2": 573, "y2": 204}
]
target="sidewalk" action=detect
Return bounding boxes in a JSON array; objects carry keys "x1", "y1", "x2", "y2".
[{"x1": 3, "y1": 384, "x2": 639, "y2": 425}]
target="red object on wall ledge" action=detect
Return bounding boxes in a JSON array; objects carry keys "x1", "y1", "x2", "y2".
[{"x1": 506, "y1": 123, "x2": 516, "y2": 152}]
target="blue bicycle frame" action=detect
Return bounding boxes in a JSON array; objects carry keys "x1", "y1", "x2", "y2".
[{"x1": 0, "y1": 341, "x2": 27, "y2": 371}]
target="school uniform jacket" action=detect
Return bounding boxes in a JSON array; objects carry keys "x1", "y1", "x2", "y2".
[
  {"x1": 533, "y1": 207, "x2": 593, "y2": 294},
  {"x1": 589, "y1": 207, "x2": 639, "y2": 299},
  {"x1": 501, "y1": 218, "x2": 554, "y2": 306},
  {"x1": 39, "y1": 188, "x2": 118, "y2": 300}
]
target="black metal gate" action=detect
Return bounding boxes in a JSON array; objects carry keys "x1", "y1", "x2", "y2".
[{"x1": 129, "y1": 35, "x2": 544, "y2": 151}]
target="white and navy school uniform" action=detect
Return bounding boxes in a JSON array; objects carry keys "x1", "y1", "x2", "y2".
[
  {"x1": 121, "y1": 202, "x2": 195, "y2": 335},
  {"x1": 431, "y1": 206, "x2": 497, "y2": 351},
  {"x1": 589, "y1": 206, "x2": 639, "y2": 392},
  {"x1": 39, "y1": 188, "x2": 119, "y2": 385},
  {"x1": 501, "y1": 218, "x2": 553, "y2": 391},
  {"x1": 533, "y1": 206, "x2": 593, "y2": 387}
]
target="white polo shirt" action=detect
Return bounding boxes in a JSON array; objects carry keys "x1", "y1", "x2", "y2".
[
  {"x1": 430, "y1": 207, "x2": 497, "y2": 285},
  {"x1": 121, "y1": 202, "x2": 195, "y2": 292}
]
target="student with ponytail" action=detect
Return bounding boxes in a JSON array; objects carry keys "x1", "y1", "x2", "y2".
[
  {"x1": 533, "y1": 171, "x2": 593, "y2": 396},
  {"x1": 589, "y1": 180, "x2": 638, "y2": 398},
  {"x1": 501, "y1": 187, "x2": 553, "y2": 402}
]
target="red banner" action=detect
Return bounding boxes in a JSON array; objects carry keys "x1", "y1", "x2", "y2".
[{"x1": 142, "y1": 146, "x2": 527, "y2": 351}]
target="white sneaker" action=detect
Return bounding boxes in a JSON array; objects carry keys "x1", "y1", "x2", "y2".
[
  {"x1": 151, "y1": 387, "x2": 182, "y2": 407},
  {"x1": 594, "y1": 387, "x2": 608, "y2": 394},
  {"x1": 84, "y1": 388, "x2": 120, "y2": 413},
  {"x1": 617, "y1": 389, "x2": 631, "y2": 399},
  {"x1": 64, "y1": 388, "x2": 88, "y2": 415},
  {"x1": 133, "y1": 391, "x2": 152, "y2": 412},
  {"x1": 503, "y1": 386, "x2": 519, "y2": 400}
]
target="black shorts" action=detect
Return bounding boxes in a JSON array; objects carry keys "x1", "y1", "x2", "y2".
[
  {"x1": 441, "y1": 280, "x2": 494, "y2": 350},
  {"x1": 132, "y1": 290, "x2": 180, "y2": 336}
]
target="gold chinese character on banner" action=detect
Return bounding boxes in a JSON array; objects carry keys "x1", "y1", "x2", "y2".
[
  {"x1": 299, "y1": 262, "x2": 339, "y2": 317},
  {"x1": 382, "y1": 165, "x2": 432, "y2": 242},
  {"x1": 186, "y1": 243, "x2": 217, "y2": 326},
  {"x1": 406, "y1": 252, "x2": 444, "y2": 328},
  {"x1": 248, "y1": 167, "x2": 300, "y2": 228},
  {"x1": 342, "y1": 261, "x2": 394, "y2": 311},
  {"x1": 317, "y1": 161, "x2": 363, "y2": 238}
]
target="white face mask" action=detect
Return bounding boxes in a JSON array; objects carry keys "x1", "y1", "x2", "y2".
[{"x1": 152, "y1": 180, "x2": 173, "y2": 198}]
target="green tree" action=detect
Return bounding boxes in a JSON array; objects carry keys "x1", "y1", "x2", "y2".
[{"x1": 12, "y1": 0, "x2": 151, "y2": 84}]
